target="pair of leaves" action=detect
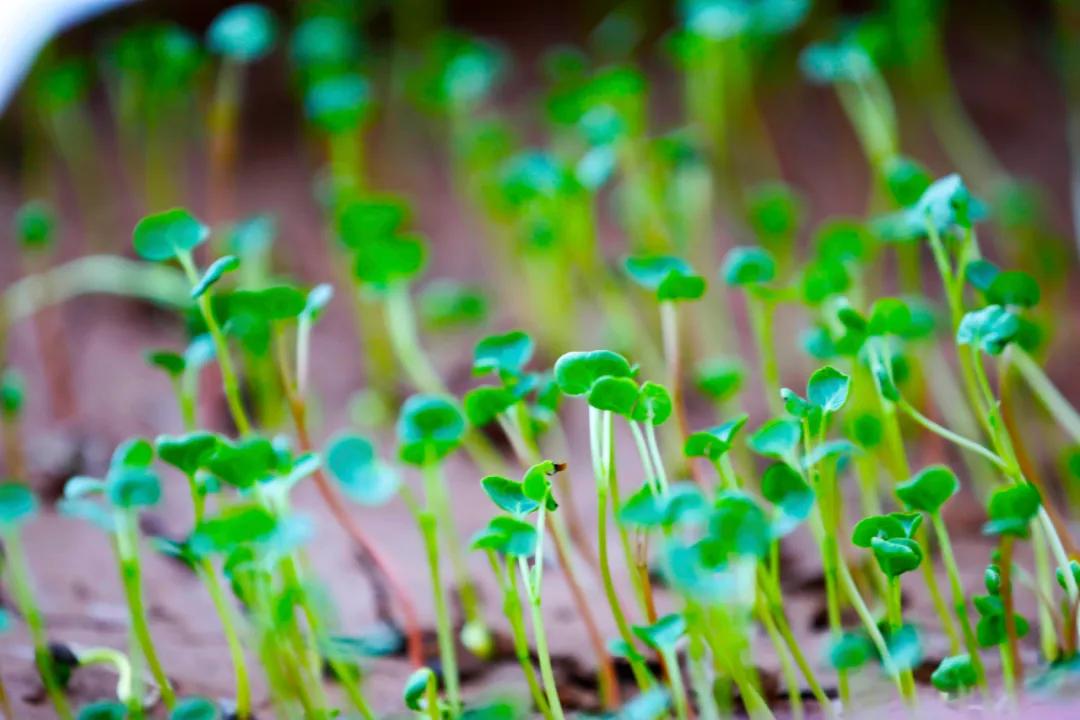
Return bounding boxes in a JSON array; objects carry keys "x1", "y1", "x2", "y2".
[
  {"x1": 397, "y1": 395, "x2": 466, "y2": 466},
  {"x1": 852, "y1": 512, "x2": 924, "y2": 577},
  {"x1": 624, "y1": 255, "x2": 706, "y2": 302},
  {"x1": 553, "y1": 349, "x2": 634, "y2": 396},
  {"x1": 587, "y1": 377, "x2": 672, "y2": 424},
  {"x1": 684, "y1": 415, "x2": 747, "y2": 461},
  {"x1": 480, "y1": 461, "x2": 559, "y2": 515}
]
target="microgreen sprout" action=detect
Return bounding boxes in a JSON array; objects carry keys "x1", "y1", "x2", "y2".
[{"x1": 0, "y1": 482, "x2": 73, "y2": 719}]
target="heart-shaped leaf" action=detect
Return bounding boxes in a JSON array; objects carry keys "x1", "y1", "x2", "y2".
[
  {"x1": 554, "y1": 350, "x2": 633, "y2": 396},
  {"x1": 747, "y1": 418, "x2": 801, "y2": 460},
  {"x1": 870, "y1": 535, "x2": 923, "y2": 577},
  {"x1": 632, "y1": 613, "x2": 686, "y2": 652},
  {"x1": 480, "y1": 476, "x2": 539, "y2": 515},
  {"x1": 896, "y1": 465, "x2": 959, "y2": 514},
  {"x1": 156, "y1": 433, "x2": 219, "y2": 477},
  {"x1": 956, "y1": 305, "x2": 1019, "y2": 356},
  {"x1": 473, "y1": 331, "x2": 534, "y2": 378},
  {"x1": 983, "y1": 483, "x2": 1041, "y2": 538},
  {"x1": 463, "y1": 385, "x2": 517, "y2": 427}
]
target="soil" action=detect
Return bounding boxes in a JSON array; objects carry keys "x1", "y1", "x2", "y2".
[{"x1": 4, "y1": 2, "x2": 1080, "y2": 718}]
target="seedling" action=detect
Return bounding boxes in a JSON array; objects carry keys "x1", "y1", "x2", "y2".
[
  {"x1": 474, "y1": 460, "x2": 566, "y2": 720},
  {"x1": 206, "y1": 4, "x2": 278, "y2": 231},
  {"x1": 0, "y1": 482, "x2": 73, "y2": 718},
  {"x1": 59, "y1": 440, "x2": 176, "y2": 710},
  {"x1": 397, "y1": 393, "x2": 489, "y2": 712}
]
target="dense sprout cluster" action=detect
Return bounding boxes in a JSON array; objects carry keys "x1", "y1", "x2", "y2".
[{"x1": 4, "y1": 1, "x2": 1080, "y2": 719}]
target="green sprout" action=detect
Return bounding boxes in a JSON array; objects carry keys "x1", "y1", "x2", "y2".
[
  {"x1": 60, "y1": 441, "x2": 176, "y2": 711},
  {"x1": 1, "y1": 482, "x2": 73, "y2": 718},
  {"x1": 397, "y1": 394, "x2": 488, "y2": 713},
  {"x1": 474, "y1": 461, "x2": 566, "y2": 720}
]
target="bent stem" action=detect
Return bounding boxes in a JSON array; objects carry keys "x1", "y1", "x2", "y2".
[
  {"x1": 3, "y1": 530, "x2": 73, "y2": 720},
  {"x1": 518, "y1": 504, "x2": 566, "y2": 720},
  {"x1": 274, "y1": 331, "x2": 425, "y2": 667},
  {"x1": 77, "y1": 647, "x2": 134, "y2": 708}
]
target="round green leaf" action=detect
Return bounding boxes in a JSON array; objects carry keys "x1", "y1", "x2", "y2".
[
  {"x1": 986, "y1": 270, "x2": 1040, "y2": 309},
  {"x1": 305, "y1": 73, "x2": 372, "y2": 134},
  {"x1": 632, "y1": 381, "x2": 673, "y2": 425},
  {"x1": 420, "y1": 280, "x2": 488, "y2": 329},
  {"x1": 471, "y1": 515, "x2": 537, "y2": 557},
  {"x1": 144, "y1": 350, "x2": 186, "y2": 378},
  {"x1": 554, "y1": 350, "x2": 633, "y2": 396},
  {"x1": 747, "y1": 182, "x2": 803, "y2": 243},
  {"x1": 806, "y1": 365, "x2": 850, "y2": 413},
  {"x1": 473, "y1": 331, "x2": 534, "y2": 377},
  {"x1": 747, "y1": 418, "x2": 801, "y2": 460},
  {"x1": 0, "y1": 482, "x2": 38, "y2": 527},
  {"x1": 588, "y1": 376, "x2": 639, "y2": 416},
  {"x1": 170, "y1": 697, "x2": 220, "y2": 720},
  {"x1": 77, "y1": 701, "x2": 127, "y2": 720},
  {"x1": 761, "y1": 462, "x2": 814, "y2": 529},
  {"x1": 106, "y1": 466, "x2": 161, "y2": 509},
  {"x1": 207, "y1": 4, "x2": 276, "y2": 62},
  {"x1": 463, "y1": 385, "x2": 517, "y2": 427},
  {"x1": 931, "y1": 655, "x2": 977, "y2": 695},
  {"x1": 695, "y1": 359, "x2": 744, "y2": 402},
  {"x1": 828, "y1": 633, "x2": 873, "y2": 671},
  {"x1": 896, "y1": 465, "x2": 958, "y2": 514},
  {"x1": 326, "y1": 434, "x2": 400, "y2": 506},
  {"x1": 133, "y1": 208, "x2": 208, "y2": 261},
  {"x1": 191, "y1": 504, "x2": 277, "y2": 556},
  {"x1": 956, "y1": 305, "x2": 1020, "y2": 356},
  {"x1": 721, "y1": 246, "x2": 775, "y2": 286},
  {"x1": 228, "y1": 285, "x2": 307, "y2": 321},
  {"x1": 14, "y1": 200, "x2": 55, "y2": 251},
  {"x1": 0, "y1": 370, "x2": 26, "y2": 418},
  {"x1": 851, "y1": 514, "x2": 906, "y2": 548},
  {"x1": 206, "y1": 437, "x2": 278, "y2": 489},
  {"x1": 397, "y1": 395, "x2": 466, "y2": 466},
  {"x1": 870, "y1": 536, "x2": 923, "y2": 577},
  {"x1": 708, "y1": 492, "x2": 771, "y2": 559},
  {"x1": 984, "y1": 483, "x2": 1041, "y2": 538}
]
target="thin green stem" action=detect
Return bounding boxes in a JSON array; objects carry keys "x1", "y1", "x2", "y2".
[
  {"x1": 898, "y1": 399, "x2": 1008, "y2": 471},
  {"x1": 930, "y1": 512, "x2": 987, "y2": 690},
  {"x1": 114, "y1": 513, "x2": 174, "y2": 709},
  {"x1": 176, "y1": 250, "x2": 251, "y2": 435},
  {"x1": 518, "y1": 556, "x2": 565, "y2": 720},
  {"x1": 418, "y1": 465, "x2": 460, "y2": 714},
  {"x1": 489, "y1": 553, "x2": 551, "y2": 719},
  {"x1": 3, "y1": 530, "x2": 73, "y2": 719},
  {"x1": 1012, "y1": 348, "x2": 1080, "y2": 443},
  {"x1": 200, "y1": 558, "x2": 253, "y2": 717},
  {"x1": 747, "y1": 296, "x2": 780, "y2": 415}
]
